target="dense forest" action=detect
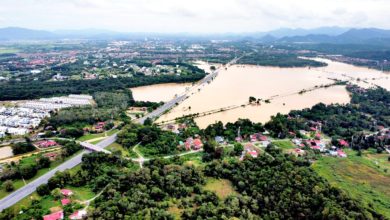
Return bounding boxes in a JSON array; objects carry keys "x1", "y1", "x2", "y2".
[
  {"x1": 237, "y1": 51, "x2": 327, "y2": 67},
  {"x1": 2, "y1": 147, "x2": 382, "y2": 219},
  {"x1": 263, "y1": 85, "x2": 390, "y2": 149},
  {"x1": 0, "y1": 65, "x2": 205, "y2": 101},
  {"x1": 117, "y1": 123, "x2": 184, "y2": 156}
]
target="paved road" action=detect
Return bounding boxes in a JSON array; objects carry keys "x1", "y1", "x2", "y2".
[{"x1": 0, "y1": 134, "x2": 117, "y2": 211}]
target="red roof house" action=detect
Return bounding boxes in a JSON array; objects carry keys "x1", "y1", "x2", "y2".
[
  {"x1": 193, "y1": 138, "x2": 203, "y2": 150},
  {"x1": 60, "y1": 189, "x2": 73, "y2": 197},
  {"x1": 61, "y1": 198, "x2": 71, "y2": 206},
  {"x1": 339, "y1": 139, "x2": 349, "y2": 147},
  {"x1": 43, "y1": 211, "x2": 64, "y2": 220},
  {"x1": 36, "y1": 140, "x2": 58, "y2": 148},
  {"x1": 259, "y1": 135, "x2": 268, "y2": 141},
  {"x1": 248, "y1": 150, "x2": 258, "y2": 158}
]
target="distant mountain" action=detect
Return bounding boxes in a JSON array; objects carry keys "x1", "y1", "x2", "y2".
[
  {"x1": 262, "y1": 27, "x2": 349, "y2": 38},
  {"x1": 258, "y1": 34, "x2": 277, "y2": 43},
  {"x1": 0, "y1": 27, "x2": 56, "y2": 40},
  {"x1": 337, "y1": 28, "x2": 390, "y2": 42},
  {"x1": 277, "y1": 28, "x2": 390, "y2": 45}
]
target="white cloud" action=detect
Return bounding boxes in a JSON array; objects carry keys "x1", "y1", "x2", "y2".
[{"x1": 0, "y1": 0, "x2": 389, "y2": 32}]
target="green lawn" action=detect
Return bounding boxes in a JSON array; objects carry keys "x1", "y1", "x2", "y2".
[
  {"x1": 66, "y1": 186, "x2": 96, "y2": 201},
  {"x1": 272, "y1": 139, "x2": 295, "y2": 150},
  {"x1": 77, "y1": 129, "x2": 119, "y2": 142},
  {"x1": 106, "y1": 142, "x2": 138, "y2": 158},
  {"x1": 312, "y1": 149, "x2": 390, "y2": 218},
  {"x1": 77, "y1": 133, "x2": 106, "y2": 142}
]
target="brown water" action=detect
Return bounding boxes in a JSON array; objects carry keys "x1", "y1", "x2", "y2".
[
  {"x1": 131, "y1": 83, "x2": 193, "y2": 102},
  {"x1": 132, "y1": 59, "x2": 390, "y2": 128}
]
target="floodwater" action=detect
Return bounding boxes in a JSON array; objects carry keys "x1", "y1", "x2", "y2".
[
  {"x1": 131, "y1": 83, "x2": 193, "y2": 102},
  {"x1": 0, "y1": 146, "x2": 13, "y2": 159},
  {"x1": 133, "y1": 59, "x2": 390, "y2": 128}
]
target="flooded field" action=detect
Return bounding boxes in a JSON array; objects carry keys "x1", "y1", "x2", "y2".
[
  {"x1": 131, "y1": 83, "x2": 193, "y2": 102},
  {"x1": 133, "y1": 59, "x2": 390, "y2": 128}
]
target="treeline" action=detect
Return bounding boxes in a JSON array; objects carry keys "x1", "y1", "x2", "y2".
[
  {"x1": 117, "y1": 123, "x2": 183, "y2": 156},
  {"x1": 238, "y1": 52, "x2": 327, "y2": 67},
  {"x1": 0, "y1": 68, "x2": 206, "y2": 101}
]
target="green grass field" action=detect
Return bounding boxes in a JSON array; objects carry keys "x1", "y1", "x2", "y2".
[
  {"x1": 106, "y1": 142, "x2": 138, "y2": 158},
  {"x1": 312, "y1": 149, "x2": 390, "y2": 217},
  {"x1": 272, "y1": 139, "x2": 296, "y2": 150}
]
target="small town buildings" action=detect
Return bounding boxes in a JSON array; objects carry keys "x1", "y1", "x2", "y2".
[{"x1": 43, "y1": 210, "x2": 64, "y2": 220}]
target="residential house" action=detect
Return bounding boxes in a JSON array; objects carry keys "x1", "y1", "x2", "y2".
[
  {"x1": 43, "y1": 211, "x2": 64, "y2": 220},
  {"x1": 36, "y1": 140, "x2": 58, "y2": 148},
  {"x1": 61, "y1": 198, "x2": 71, "y2": 206},
  {"x1": 60, "y1": 189, "x2": 73, "y2": 197},
  {"x1": 69, "y1": 210, "x2": 87, "y2": 220}
]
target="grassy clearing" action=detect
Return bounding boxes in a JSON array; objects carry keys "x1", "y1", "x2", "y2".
[
  {"x1": 203, "y1": 178, "x2": 238, "y2": 200},
  {"x1": 272, "y1": 140, "x2": 295, "y2": 150},
  {"x1": 77, "y1": 133, "x2": 106, "y2": 142},
  {"x1": 77, "y1": 129, "x2": 119, "y2": 142},
  {"x1": 66, "y1": 186, "x2": 96, "y2": 201},
  {"x1": 312, "y1": 149, "x2": 390, "y2": 218},
  {"x1": 167, "y1": 205, "x2": 182, "y2": 220},
  {"x1": 106, "y1": 142, "x2": 138, "y2": 158},
  {"x1": 180, "y1": 152, "x2": 204, "y2": 167}
]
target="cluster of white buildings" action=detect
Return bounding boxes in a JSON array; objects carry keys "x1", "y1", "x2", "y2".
[
  {"x1": 0, "y1": 94, "x2": 93, "y2": 137},
  {"x1": 20, "y1": 94, "x2": 93, "y2": 111}
]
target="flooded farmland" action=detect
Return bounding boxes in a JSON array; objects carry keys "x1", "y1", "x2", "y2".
[{"x1": 131, "y1": 59, "x2": 390, "y2": 128}]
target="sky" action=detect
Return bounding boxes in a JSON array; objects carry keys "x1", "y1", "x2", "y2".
[{"x1": 0, "y1": 0, "x2": 389, "y2": 33}]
